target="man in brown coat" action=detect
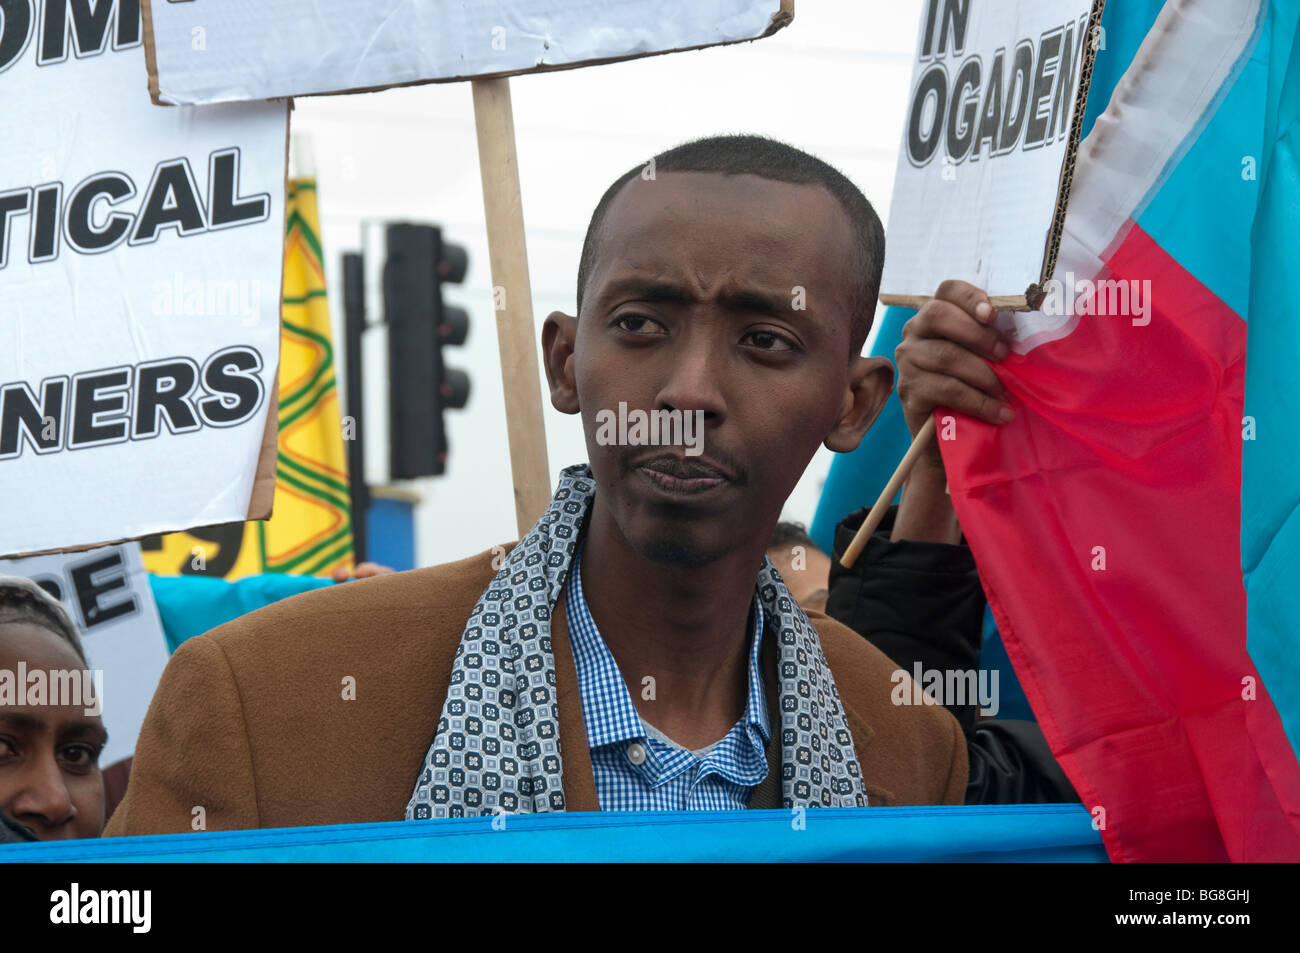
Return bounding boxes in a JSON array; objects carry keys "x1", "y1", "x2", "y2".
[{"x1": 107, "y1": 135, "x2": 967, "y2": 836}]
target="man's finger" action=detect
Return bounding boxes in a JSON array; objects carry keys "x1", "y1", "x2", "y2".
[
  {"x1": 908, "y1": 299, "x2": 1008, "y2": 362},
  {"x1": 932, "y1": 279, "x2": 995, "y2": 324},
  {"x1": 902, "y1": 368, "x2": 1014, "y2": 425},
  {"x1": 906, "y1": 338, "x2": 1009, "y2": 401}
]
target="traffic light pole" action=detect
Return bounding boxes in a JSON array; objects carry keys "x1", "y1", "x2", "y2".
[
  {"x1": 342, "y1": 253, "x2": 369, "y2": 563},
  {"x1": 471, "y1": 77, "x2": 553, "y2": 537}
]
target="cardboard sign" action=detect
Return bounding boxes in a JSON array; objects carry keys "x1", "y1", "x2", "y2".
[
  {"x1": 0, "y1": 543, "x2": 169, "y2": 767},
  {"x1": 0, "y1": 1, "x2": 289, "y2": 557},
  {"x1": 143, "y1": 179, "x2": 356, "y2": 581},
  {"x1": 878, "y1": 0, "x2": 1104, "y2": 310},
  {"x1": 139, "y1": 0, "x2": 794, "y2": 105}
]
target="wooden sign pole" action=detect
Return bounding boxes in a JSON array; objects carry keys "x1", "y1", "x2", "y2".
[
  {"x1": 471, "y1": 77, "x2": 553, "y2": 537},
  {"x1": 839, "y1": 415, "x2": 937, "y2": 569}
]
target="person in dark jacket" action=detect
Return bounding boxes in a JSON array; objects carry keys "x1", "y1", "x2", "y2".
[
  {"x1": 766, "y1": 279, "x2": 1079, "y2": 804},
  {"x1": 823, "y1": 504, "x2": 1078, "y2": 804},
  {"x1": 769, "y1": 512, "x2": 1076, "y2": 804},
  {"x1": 833, "y1": 278, "x2": 1077, "y2": 804}
]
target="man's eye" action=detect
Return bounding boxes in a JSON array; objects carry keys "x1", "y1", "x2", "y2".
[
  {"x1": 0, "y1": 737, "x2": 16, "y2": 760},
  {"x1": 744, "y1": 329, "x2": 795, "y2": 351},
  {"x1": 614, "y1": 314, "x2": 665, "y2": 334},
  {"x1": 59, "y1": 745, "x2": 100, "y2": 773}
]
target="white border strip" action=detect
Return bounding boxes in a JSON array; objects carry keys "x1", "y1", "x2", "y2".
[{"x1": 1004, "y1": 0, "x2": 1263, "y2": 351}]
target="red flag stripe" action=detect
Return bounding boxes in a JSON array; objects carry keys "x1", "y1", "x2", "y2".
[{"x1": 942, "y1": 222, "x2": 1300, "y2": 860}]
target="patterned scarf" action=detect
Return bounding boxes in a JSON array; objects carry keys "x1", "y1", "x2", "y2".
[{"x1": 405, "y1": 464, "x2": 867, "y2": 818}]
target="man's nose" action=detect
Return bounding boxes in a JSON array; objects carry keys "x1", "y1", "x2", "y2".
[
  {"x1": 10, "y1": 757, "x2": 77, "y2": 833},
  {"x1": 655, "y1": 329, "x2": 727, "y2": 423}
]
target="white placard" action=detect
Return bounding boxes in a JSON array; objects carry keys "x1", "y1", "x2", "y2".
[
  {"x1": 0, "y1": 543, "x2": 169, "y2": 767},
  {"x1": 141, "y1": 0, "x2": 792, "y2": 105},
  {"x1": 879, "y1": 0, "x2": 1101, "y2": 307},
  {"x1": 0, "y1": 1, "x2": 289, "y2": 557}
]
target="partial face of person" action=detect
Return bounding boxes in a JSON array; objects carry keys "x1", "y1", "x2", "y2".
[
  {"x1": 0, "y1": 622, "x2": 106, "y2": 840},
  {"x1": 563, "y1": 171, "x2": 879, "y2": 567},
  {"x1": 766, "y1": 544, "x2": 832, "y2": 614}
]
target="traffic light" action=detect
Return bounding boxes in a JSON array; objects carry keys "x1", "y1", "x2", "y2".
[
  {"x1": 383, "y1": 223, "x2": 471, "y2": 479},
  {"x1": 434, "y1": 241, "x2": 470, "y2": 472}
]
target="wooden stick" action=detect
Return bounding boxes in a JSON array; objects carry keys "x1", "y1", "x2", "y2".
[
  {"x1": 471, "y1": 77, "x2": 553, "y2": 537},
  {"x1": 880, "y1": 292, "x2": 1030, "y2": 312},
  {"x1": 838, "y1": 415, "x2": 937, "y2": 569}
]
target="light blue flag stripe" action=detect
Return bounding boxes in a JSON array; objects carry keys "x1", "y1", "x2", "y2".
[
  {"x1": 1136, "y1": 6, "x2": 1267, "y2": 318},
  {"x1": 1243, "y1": 0, "x2": 1300, "y2": 762}
]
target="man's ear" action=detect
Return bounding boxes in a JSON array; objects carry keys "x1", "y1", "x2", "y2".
[
  {"x1": 824, "y1": 356, "x2": 895, "y2": 453},
  {"x1": 541, "y1": 310, "x2": 581, "y2": 414}
]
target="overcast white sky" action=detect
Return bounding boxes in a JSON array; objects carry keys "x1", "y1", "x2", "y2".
[{"x1": 290, "y1": 0, "x2": 925, "y2": 567}]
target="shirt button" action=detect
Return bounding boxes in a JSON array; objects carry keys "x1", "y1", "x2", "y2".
[{"x1": 626, "y1": 742, "x2": 647, "y2": 765}]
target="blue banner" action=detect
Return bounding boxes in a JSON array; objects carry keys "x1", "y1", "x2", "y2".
[{"x1": 3, "y1": 805, "x2": 1105, "y2": 862}]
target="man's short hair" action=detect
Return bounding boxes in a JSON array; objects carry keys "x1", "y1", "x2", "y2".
[
  {"x1": 768, "y1": 520, "x2": 817, "y2": 553},
  {"x1": 577, "y1": 134, "x2": 886, "y2": 356}
]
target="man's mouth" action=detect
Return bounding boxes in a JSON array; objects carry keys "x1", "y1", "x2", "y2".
[{"x1": 633, "y1": 453, "x2": 734, "y2": 496}]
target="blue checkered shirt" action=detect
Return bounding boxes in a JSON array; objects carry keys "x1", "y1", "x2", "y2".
[{"x1": 564, "y1": 541, "x2": 771, "y2": 811}]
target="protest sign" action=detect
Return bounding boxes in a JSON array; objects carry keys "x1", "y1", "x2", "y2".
[
  {"x1": 142, "y1": 179, "x2": 355, "y2": 581},
  {"x1": 879, "y1": 0, "x2": 1104, "y2": 309},
  {"x1": 139, "y1": 0, "x2": 794, "y2": 105},
  {"x1": 140, "y1": 0, "x2": 793, "y2": 534},
  {"x1": 0, "y1": 1, "x2": 289, "y2": 557},
  {"x1": 0, "y1": 543, "x2": 169, "y2": 767}
]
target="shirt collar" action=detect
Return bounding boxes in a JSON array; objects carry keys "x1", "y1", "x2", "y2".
[{"x1": 564, "y1": 539, "x2": 771, "y2": 754}]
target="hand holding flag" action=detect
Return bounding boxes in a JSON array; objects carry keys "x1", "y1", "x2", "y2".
[
  {"x1": 894, "y1": 280, "x2": 1016, "y2": 457},
  {"x1": 887, "y1": 281, "x2": 1015, "y2": 547}
]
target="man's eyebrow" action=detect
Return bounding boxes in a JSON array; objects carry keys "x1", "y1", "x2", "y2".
[
  {"x1": 0, "y1": 712, "x2": 45, "y2": 733},
  {"x1": 0, "y1": 712, "x2": 108, "y2": 745},
  {"x1": 59, "y1": 721, "x2": 109, "y2": 746},
  {"x1": 598, "y1": 277, "x2": 694, "y2": 306},
  {"x1": 717, "y1": 288, "x2": 798, "y2": 318},
  {"x1": 597, "y1": 278, "x2": 801, "y2": 318}
]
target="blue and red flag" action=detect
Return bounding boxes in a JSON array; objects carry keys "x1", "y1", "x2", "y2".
[{"x1": 820, "y1": 0, "x2": 1300, "y2": 861}]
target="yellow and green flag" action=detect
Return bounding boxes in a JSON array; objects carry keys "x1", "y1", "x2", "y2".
[{"x1": 144, "y1": 179, "x2": 353, "y2": 579}]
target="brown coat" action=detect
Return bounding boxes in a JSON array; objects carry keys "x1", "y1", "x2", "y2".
[{"x1": 105, "y1": 545, "x2": 967, "y2": 836}]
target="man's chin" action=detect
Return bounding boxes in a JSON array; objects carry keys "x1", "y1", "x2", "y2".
[{"x1": 635, "y1": 534, "x2": 729, "y2": 569}]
